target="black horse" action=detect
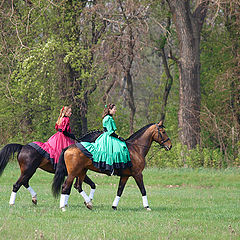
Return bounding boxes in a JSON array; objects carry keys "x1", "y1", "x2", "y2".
[{"x1": 0, "y1": 130, "x2": 102, "y2": 206}]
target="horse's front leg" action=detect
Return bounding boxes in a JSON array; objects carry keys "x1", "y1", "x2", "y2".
[
  {"x1": 112, "y1": 176, "x2": 129, "y2": 210},
  {"x1": 133, "y1": 173, "x2": 151, "y2": 211}
]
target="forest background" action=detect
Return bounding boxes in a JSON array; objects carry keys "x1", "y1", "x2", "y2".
[{"x1": 0, "y1": 0, "x2": 239, "y2": 168}]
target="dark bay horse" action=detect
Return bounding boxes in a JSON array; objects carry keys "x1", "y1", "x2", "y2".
[
  {"x1": 0, "y1": 131, "x2": 102, "y2": 206},
  {"x1": 52, "y1": 121, "x2": 172, "y2": 211}
]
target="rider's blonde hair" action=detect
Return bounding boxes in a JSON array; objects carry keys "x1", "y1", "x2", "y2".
[{"x1": 56, "y1": 106, "x2": 71, "y2": 126}]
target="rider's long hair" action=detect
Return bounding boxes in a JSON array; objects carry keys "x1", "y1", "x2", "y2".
[
  {"x1": 56, "y1": 106, "x2": 71, "y2": 126},
  {"x1": 102, "y1": 103, "x2": 115, "y2": 119}
]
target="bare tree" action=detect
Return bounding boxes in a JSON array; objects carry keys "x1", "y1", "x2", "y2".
[{"x1": 96, "y1": 0, "x2": 149, "y2": 133}]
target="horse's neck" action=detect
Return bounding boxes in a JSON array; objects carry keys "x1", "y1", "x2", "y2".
[{"x1": 131, "y1": 127, "x2": 153, "y2": 157}]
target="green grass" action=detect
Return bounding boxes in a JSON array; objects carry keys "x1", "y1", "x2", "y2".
[{"x1": 0, "y1": 162, "x2": 239, "y2": 240}]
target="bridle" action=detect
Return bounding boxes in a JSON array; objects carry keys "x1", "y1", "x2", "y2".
[{"x1": 155, "y1": 124, "x2": 170, "y2": 148}]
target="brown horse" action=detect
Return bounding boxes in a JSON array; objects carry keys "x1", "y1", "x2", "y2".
[
  {"x1": 52, "y1": 121, "x2": 172, "y2": 211},
  {"x1": 0, "y1": 131, "x2": 102, "y2": 206}
]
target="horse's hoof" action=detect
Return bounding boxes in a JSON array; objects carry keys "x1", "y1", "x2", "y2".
[
  {"x1": 32, "y1": 196, "x2": 37, "y2": 205},
  {"x1": 112, "y1": 206, "x2": 117, "y2": 210},
  {"x1": 9, "y1": 203, "x2": 15, "y2": 207},
  {"x1": 145, "y1": 206, "x2": 151, "y2": 211},
  {"x1": 84, "y1": 201, "x2": 93, "y2": 210},
  {"x1": 61, "y1": 207, "x2": 66, "y2": 212}
]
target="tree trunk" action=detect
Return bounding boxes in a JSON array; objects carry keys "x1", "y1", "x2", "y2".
[
  {"x1": 159, "y1": 47, "x2": 173, "y2": 122},
  {"x1": 167, "y1": 0, "x2": 209, "y2": 149},
  {"x1": 126, "y1": 70, "x2": 136, "y2": 134}
]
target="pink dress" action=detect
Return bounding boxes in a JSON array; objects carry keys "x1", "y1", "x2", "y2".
[{"x1": 28, "y1": 117, "x2": 75, "y2": 167}]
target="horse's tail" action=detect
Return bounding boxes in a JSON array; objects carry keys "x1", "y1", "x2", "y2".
[
  {"x1": 52, "y1": 147, "x2": 68, "y2": 198},
  {"x1": 0, "y1": 143, "x2": 23, "y2": 176}
]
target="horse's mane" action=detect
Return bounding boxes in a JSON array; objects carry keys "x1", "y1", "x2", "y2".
[
  {"x1": 126, "y1": 123, "x2": 154, "y2": 141},
  {"x1": 78, "y1": 130, "x2": 103, "y2": 143},
  {"x1": 77, "y1": 124, "x2": 155, "y2": 143}
]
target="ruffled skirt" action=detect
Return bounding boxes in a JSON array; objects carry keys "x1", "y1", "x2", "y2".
[
  {"x1": 28, "y1": 132, "x2": 75, "y2": 168},
  {"x1": 77, "y1": 133, "x2": 132, "y2": 172}
]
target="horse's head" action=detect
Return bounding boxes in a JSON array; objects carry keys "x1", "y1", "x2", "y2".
[{"x1": 152, "y1": 121, "x2": 172, "y2": 151}]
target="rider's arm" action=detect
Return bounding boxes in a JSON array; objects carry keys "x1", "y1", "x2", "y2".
[{"x1": 110, "y1": 132, "x2": 125, "y2": 141}]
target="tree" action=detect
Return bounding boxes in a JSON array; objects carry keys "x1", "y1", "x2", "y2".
[
  {"x1": 166, "y1": 0, "x2": 209, "y2": 150},
  {"x1": 93, "y1": 0, "x2": 149, "y2": 134},
  {"x1": 200, "y1": 0, "x2": 240, "y2": 164},
  {"x1": 53, "y1": 0, "x2": 107, "y2": 135}
]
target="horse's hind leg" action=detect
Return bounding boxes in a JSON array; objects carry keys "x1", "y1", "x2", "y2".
[
  {"x1": 60, "y1": 174, "x2": 93, "y2": 211},
  {"x1": 83, "y1": 175, "x2": 96, "y2": 201},
  {"x1": 9, "y1": 171, "x2": 37, "y2": 206},
  {"x1": 75, "y1": 171, "x2": 92, "y2": 210},
  {"x1": 9, "y1": 148, "x2": 41, "y2": 206},
  {"x1": 60, "y1": 175, "x2": 74, "y2": 211},
  {"x1": 9, "y1": 174, "x2": 25, "y2": 205},
  {"x1": 74, "y1": 175, "x2": 96, "y2": 201},
  {"x1": 23, "y1": 183, "x2": 37, "y2": 205}
]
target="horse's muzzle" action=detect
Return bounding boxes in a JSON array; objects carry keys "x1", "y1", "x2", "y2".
[{"x1": 164, "y1": 144, "x2": 172, "y2": 151}]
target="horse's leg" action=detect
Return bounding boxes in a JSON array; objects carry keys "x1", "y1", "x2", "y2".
[
  {"x1": 73, "y1": 177, "x2": 79, "y2": 190},
  {"x1": 9, "y1": 169, "x2": 38, "y2": 206},
  {"x1": 74, "y1": 175, "x2": 96, "y2": 200},
  {"x1": 112, "y1": 176, "x2": 129, "y2": 210},
  {"x1": 60, "y1": 174, "x2": 74, "y2": 211},
  {"x1": 10, "y1": 161, "x2": 40, "y2": 205},
  {"x1": 83, "y1": 175, "x2": 96, "y2": 201},
  {"x1": 23, "y1": 183, "x2": 37, "y2": 205},
  {"x1": 9, "y1": 174, "x2": 24, "y2": 205},
  {"x1": 9, "y1": 146, "x2": 43, "y2": 206},
  {"x1": 75, "y1": 171, "x2": 93, "y2": 210},
  {"x1": 133, "y1": 173, "x2": 151, "y2": 211}
]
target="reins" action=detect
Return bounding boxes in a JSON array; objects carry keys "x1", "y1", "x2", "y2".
[
  {"x1": 125, "y1": 140, "x2": 168, "y2": 149},
  {"x1": 125, "y1": 141, "x2": 149, "y2": 149}
]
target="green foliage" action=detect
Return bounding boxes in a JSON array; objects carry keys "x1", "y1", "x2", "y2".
[
  {"x1": 199, "y1": 9, "x2": 240, "y2": 165},
  {"x1": 147, "y1": 142, "x2": 184, "y2": 168},
  {"x1": 6, "y1": 38, "x2": 62, "y2": 142},
  {"x1": 147, "y1": 142, "x2": 234, "y2": 169},
  {"x1": 0, "y1": 0, "x2": 239, "y2": 167}
]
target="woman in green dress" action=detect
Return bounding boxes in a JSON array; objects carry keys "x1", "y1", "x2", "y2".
[{"x1": 78, "y1": 104, "x2": 132, "y2": 174}]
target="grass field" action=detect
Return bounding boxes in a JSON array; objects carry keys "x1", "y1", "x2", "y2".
[{"x1": 0, "y1": 162, "x2": 239, "y2": 240}]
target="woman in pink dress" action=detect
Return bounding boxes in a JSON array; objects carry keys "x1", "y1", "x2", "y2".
[{"x1": 28, "y1": 106, "x2": 76, "y2": 168}]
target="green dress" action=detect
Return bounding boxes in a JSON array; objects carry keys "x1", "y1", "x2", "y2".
[{"x1": 79, "y1": 115, "x2": 132, "y2": 172}]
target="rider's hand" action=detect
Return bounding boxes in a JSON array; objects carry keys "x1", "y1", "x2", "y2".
[{"x1": 118, "y1": 136, "x2": 125, "y2": 141}]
